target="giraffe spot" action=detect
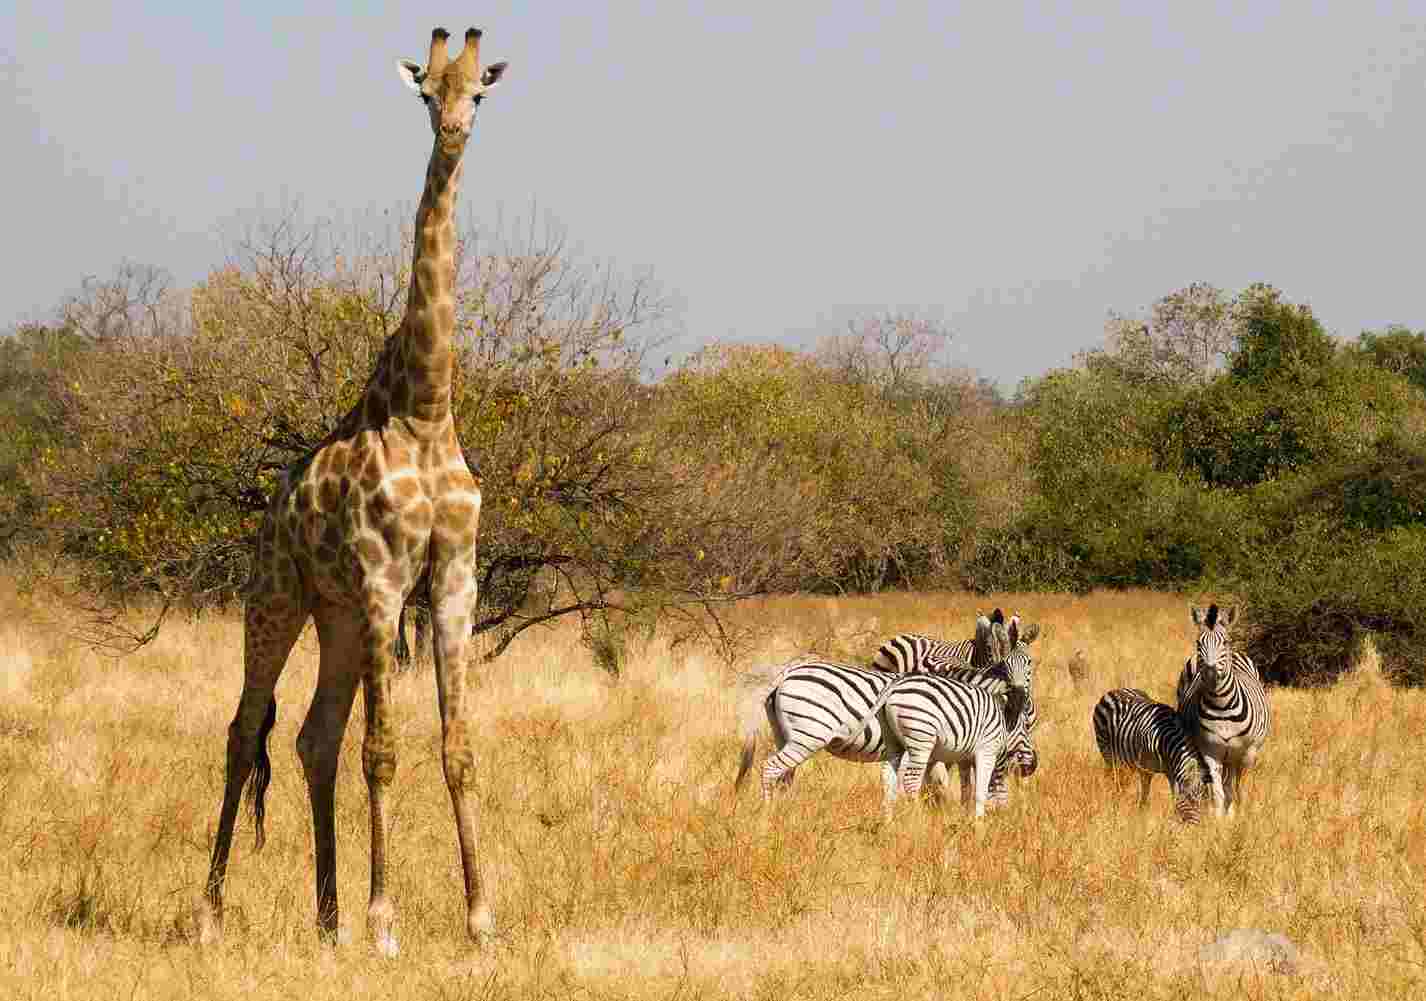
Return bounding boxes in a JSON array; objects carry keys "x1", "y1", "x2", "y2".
[
  {"x1": 368, "y1": 490, "x2": 393, "y2": 524},
  {"x1": 360, "y1": 455, "x2": 385, "y2": 492},
  {"x1": 386, "y1": 562, "x2": 408, "y2": 590},
  {"x1": 405, "y1": 503, "x2": 434, "y2": 535},
  {"x1": 357, "y1": 536, "x2": 386, "y2": 565},
  {"x1": 326, "y1": 446, "x2": 349, "y2": 477},
  {"x1": 318, "y1": 478, "x2": 341, "y2": 513},
  {"x1": 393, "y1": 476, "x2": 421, "y2": 505}
]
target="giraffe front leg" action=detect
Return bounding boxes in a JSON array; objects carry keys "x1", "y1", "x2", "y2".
[
  {"x1": 429, "y1": 554, "x2": 494, "y2": 949},
  {"x1": 360, "y1": 596, "x2": 403, "y2": 958}
]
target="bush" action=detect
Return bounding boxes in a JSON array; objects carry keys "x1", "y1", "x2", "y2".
[{"x1": 1230, "y1": 437, "x2": 1426, "y2": 685}]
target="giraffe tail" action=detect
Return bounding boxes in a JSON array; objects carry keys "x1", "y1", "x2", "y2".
[{"x1": 244, "y1": 696, "x2": 278, "y2": 851}]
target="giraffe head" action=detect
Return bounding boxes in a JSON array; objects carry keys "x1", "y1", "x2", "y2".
[{"x1": 396, "y1": 28, "x2": 509, "y2": 156}]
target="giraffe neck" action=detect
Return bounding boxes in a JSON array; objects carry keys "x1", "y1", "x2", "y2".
[{"x1": 386, "y1": 143, "x2": 465, "y2": 428}]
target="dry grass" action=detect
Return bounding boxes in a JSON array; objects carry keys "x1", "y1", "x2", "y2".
[{"x1": 0, "y1": 580, "x2": 1423, "y2": 999}]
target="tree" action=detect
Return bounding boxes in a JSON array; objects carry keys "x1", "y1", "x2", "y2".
[
  {"x1": 1352, "y1": 326, "x2": 1426, "y2": 394},
  {"x1": 813, "y1": 308, "x2": 954, "y2": 404},
  {"x1": 1086, "y1": 283, "x2": 1233, "y2": 388},
  {"x1": 26, "y1": 210, "x2": 798, "y2": 658},
  {"x1": 1227, "y1": 282, "x2": 1336, "y2": 387}
]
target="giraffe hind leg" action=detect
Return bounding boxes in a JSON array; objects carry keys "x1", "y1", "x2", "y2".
[
  {"x1": 198, "y1": 592, "x2": 308, "y2": 945},
  {"x1": 295, "y1": 601, "x2": 365, "y2": 947}
]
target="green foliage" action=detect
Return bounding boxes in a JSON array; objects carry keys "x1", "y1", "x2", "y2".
[
  {"x1": 1161, "y1": 361, "x2": 1412, "y2": 488},
  {"x1": 990, "y1": 364, "x2": 1236, "y2": 590},
  {"x1": 1351, "y1": 325, "x2": 1426, "y2": 394},
  {"x1": 1228, "y1": 434, "x2": 1426, "y2": 686},
  {"x1": 0, "y1": 323, "x2": 89, "y2": 556},
  {"x1": 1227, "y1": 283, "x2": 1337, "y2": 387}
]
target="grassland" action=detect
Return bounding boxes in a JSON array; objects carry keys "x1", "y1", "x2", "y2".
[{"x1": 0, "y1": 581, "x2": 1422, "y2": 999}]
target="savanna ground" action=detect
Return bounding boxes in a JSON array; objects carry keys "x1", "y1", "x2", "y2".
[{"x1": 0, "y1": 579, "x2": 1423, "y2": 1000}]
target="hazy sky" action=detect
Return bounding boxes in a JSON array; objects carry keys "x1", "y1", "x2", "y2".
[{"x1": 4, "y1": 2, "x2": 1424, "y2": 388}]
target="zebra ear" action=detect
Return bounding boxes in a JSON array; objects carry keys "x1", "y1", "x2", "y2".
[
  {"x1": 1007, "y1": 619, "x2": 1019, "y2": 648},
  {"x1": 1206, "y1": 604, "x2": 1220, "y2": 630},
  {"x1": 1223, "y1": 605, "x2": 1237, "y2": 627},
  {"x1": 1190, "y1": 605, "x2": 1205, "y2": 627},
  {"x1": 991, "y1": 607, "x2": 1005, "y2": 625}
]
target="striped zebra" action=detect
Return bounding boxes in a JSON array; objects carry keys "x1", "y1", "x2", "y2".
[
  {"x1": 1175, "y1": 604, "x2": 1271, "y2": 818},
  {"x1": 871, "y1": 608, "x2": 1008, "y2": 673},
  {"x1": 1092, "y1": 688, "x2": 1211, "y2": 824},
  {"x1": 834, "y1": 670, "x2": 1036, "y2": 817},
  {"x1": 734, "y1": 657, "x2": 923, "y2": 804}
]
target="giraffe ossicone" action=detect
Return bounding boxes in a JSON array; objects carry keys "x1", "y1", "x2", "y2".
[{"x1": 198, "y1": 26, "x2": 510, "y2": 953}]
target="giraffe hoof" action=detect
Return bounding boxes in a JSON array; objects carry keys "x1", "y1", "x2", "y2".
[
  {"x1": 468, "y1": 905, "x2": 495, "y2": 948},
  {"x1": 195, "y1": 902, "x2": 222, "y2": 946},
  {"x1": 375, "y1": 932, "x2": 400, "y2": 958}
]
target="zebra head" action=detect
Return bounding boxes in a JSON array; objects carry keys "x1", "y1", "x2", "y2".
[
  {"x1": 1003, "y1": 688, "x2": 1039, "y2": 778},
  {"x1": 1190, "y1": 603, "x2": 1236, "y2": 682},
  {"x1": 1003, "y1": 617, "x2": 1040, "y2": 690},
  {"x1": 1172, "y1": 752, "x2": 1212, "y2": 825}
]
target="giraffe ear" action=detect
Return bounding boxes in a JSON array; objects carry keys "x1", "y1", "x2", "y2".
[
  {"x1": 396, "y1": 59, "x2": 426, "y2": 93},
  {"x1": 481, "y1": 60, "x2": 509, "y2": 89}
]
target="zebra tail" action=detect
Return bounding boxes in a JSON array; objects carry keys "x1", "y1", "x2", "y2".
[
  {"x1": 732, "y1": 659, "x2": 796, "y2": 792},
  {"x1": 832, "y1": 680, "x2": 898, "y2": 745}
]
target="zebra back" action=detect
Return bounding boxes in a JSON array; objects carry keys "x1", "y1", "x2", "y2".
[
  {"x1": 1093, "y1": 687, "x2": 1209, "y2": 823},
  {"x1": 870, "y1": 607, "x2": 1014, "y2": 674},
  {"x1": 770, "y1": 658, "x2": 898, "y2": 759}
]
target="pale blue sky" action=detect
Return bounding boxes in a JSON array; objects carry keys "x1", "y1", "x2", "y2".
[{"x1": 4, "y1": 2, "x2": 1424, "y2": 387}]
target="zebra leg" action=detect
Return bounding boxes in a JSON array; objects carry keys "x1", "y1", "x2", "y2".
[
  {"x1": 972, "y1": 748, "x2": 997, "y2": 819},
  {"x1": 1138, "y1": 771, "x2": 1153, "y2": 808},
  {"x1": 958, "y1": 761, "x2": 974, "y2": 807},
  {"x1": 898, "y1": 749, "x2": 932, "y2": 801},
  {"x1": 881, "y1": 753, "x2": 904, "y2": 808},
  {"x1": 1223, "y1": 762, "x2": 1240, "y2": 817},
  {"x1": 927, "y1": 761, "x2": 951, "y2": 805},
  {"x1": 760, "y1": 734, "x2": 819, "y2": 800},
  {"x1": 1203, "y1": 755, "x2": 1226, "y2": 818}
]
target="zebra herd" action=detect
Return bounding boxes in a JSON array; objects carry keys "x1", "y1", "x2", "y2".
[{"x1": 735, "y1": 603, "x2": 1271, "y2": 825}]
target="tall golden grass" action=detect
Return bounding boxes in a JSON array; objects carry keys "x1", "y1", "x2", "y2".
[{"x1": 0, "y1": 580, "x2": 1422, "y2": 998}]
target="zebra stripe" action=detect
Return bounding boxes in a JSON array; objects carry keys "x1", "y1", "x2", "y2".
[
  {"x1": 837, "y1": 673, "x2": 1036, "y2": 817},
  {"x1": 738, "y1": 658, "x2": 906, "y2": 802},
  {"x1": 870, "y1": 608, "x2": 1008, "y2": 673},
  {"x1": 1175, "y1": 604, "x2": 1271, "y2": 818},
  {"x1": 1092, "y1": 687, "x2": 1210, "y2": 824}
]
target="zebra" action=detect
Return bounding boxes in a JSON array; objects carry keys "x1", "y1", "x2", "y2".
[
  {"x1": 1092, "y1": 687, "x2": 1211, "y2": 824},
  {"x1": 877, "y1": 617, "x2": 1044, "y2": 744},
  {"x1": 871, "y1": 608, "x2": 1009, "y2": 673},
  {"x1": 833, "y1": 669, "x2": 1037, "y2": 818},
  {"x1": 734, "y1": 656, "x2": 922, "y2": 804},
  {"x1": 1175, "y1": 604, "x2": 1270, "y2": 818}
]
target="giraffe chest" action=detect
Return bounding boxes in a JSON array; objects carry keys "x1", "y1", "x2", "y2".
[{"x1": 281, "y1": 431, "x2": 463, "y2": 600}]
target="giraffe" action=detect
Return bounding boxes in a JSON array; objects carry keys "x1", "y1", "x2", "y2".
[{"x1": 197, "y1": 27, "x2": 510, "y2": 956}]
